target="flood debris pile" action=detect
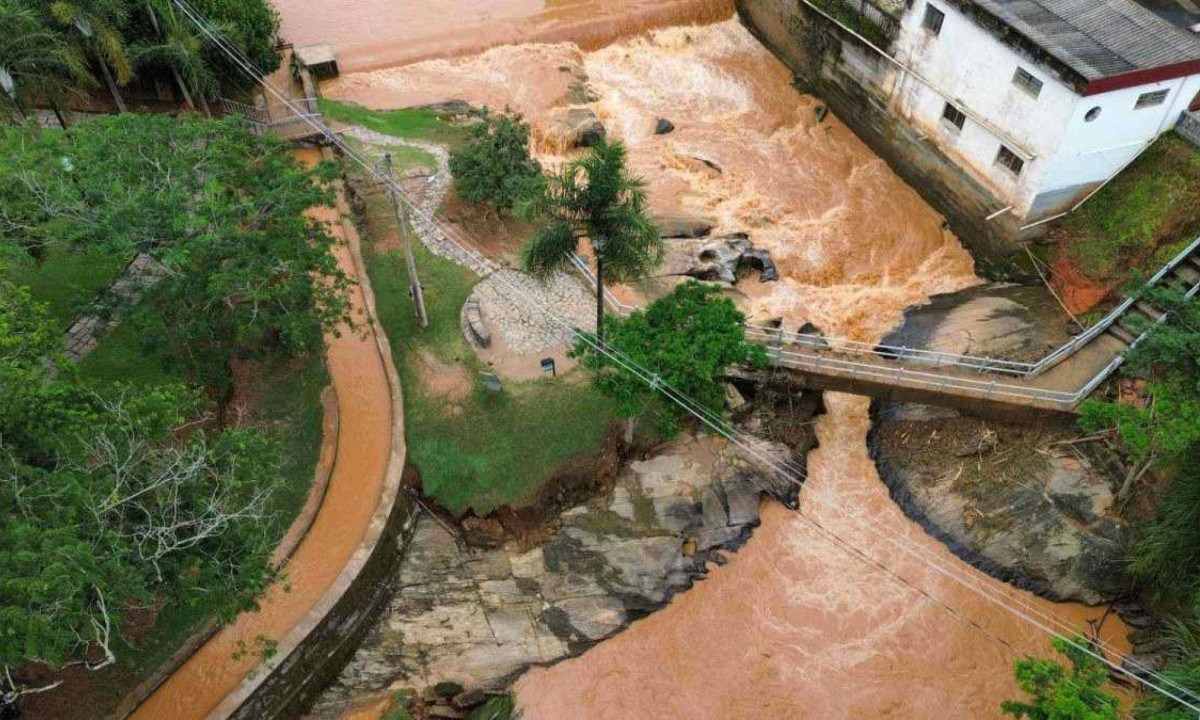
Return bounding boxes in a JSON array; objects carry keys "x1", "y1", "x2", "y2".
[
  {"x1": 872, "y1": 404, "x2": 1126, "y2": 604},
  {"x1": 309, "y1": 419, "x2": 819, "y2": 717}
]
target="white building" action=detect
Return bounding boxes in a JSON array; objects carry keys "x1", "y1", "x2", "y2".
[{"x1": 851, "y1": 0, "x2": 1200, "y2": 224}]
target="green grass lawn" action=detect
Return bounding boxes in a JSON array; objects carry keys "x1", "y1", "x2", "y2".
[
  {"x1": 5, "y1": 244, "x2": 128, "y2": 327},
  {"x1": 368, "y1": 236, "x2": 616, "y2": 516},
  {"x1": 353, "y1": 152, "x2": 617, "y2": 514},
  {"x1": 1057, "y1": 133, "x2": 1200, "y2": 282},
  {"x1": 320, "y1": 98, "x2": 471, "y2": 146}
]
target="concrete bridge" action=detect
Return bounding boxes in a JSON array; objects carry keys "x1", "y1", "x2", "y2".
[{"x1": 579, "y1": 236, "x2": 1200, "y2": 417}]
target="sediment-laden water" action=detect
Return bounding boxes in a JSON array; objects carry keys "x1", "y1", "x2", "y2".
[{"x1": 316, "y1": 12, "x2": 1125, "y2": 720}]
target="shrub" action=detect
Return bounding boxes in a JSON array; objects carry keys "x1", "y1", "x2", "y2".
[{"x1": 449, "y1": 108, "x2": 542, "y2": 212}]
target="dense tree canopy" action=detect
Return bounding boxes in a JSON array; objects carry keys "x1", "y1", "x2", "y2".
[
  {"x1": 1, "y1": 113, "x2": 345, "y2": 706},
  {"x1": 575, "y1": 281, "x2": 767, "y2": 435},
  {"x1": 1, "y1": 0, "x2": 279, "y2": 120},
  {"x1": 0, "y1": 114, "x2": 351, "y2": 393},
  {"x1": 0, "y1": 288, "x2": 282, "y2": 690}
]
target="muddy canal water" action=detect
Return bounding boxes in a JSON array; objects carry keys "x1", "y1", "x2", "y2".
[{"x1": 281, "y1": 3, "x2": 1126, "y2": 717}]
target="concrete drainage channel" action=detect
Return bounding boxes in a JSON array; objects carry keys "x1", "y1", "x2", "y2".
[{"x1": 121, "y1": 148, "x2": 417, "y2": 720}]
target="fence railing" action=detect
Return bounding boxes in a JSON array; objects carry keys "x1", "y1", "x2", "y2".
[
  {"x1": 219, "y1": 95, "x2": 322, "y2": 133},
  {"x1": 566, "y1": 235, "x2": 1200, "y2": 410}
]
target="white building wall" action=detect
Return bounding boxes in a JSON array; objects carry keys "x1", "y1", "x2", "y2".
[
  {"x1": 872, "y1": 0, "x2": 1200, "y2": 220},
  {"x1": 1037, "y1": 75, "x2": 1200, "y2": 203}
]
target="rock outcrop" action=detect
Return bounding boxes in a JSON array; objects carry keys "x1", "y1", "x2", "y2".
[
  {"x1": 872, "y1": 281, "x2": 1126, "y2": 604},
  {"x1": 310, "y1": 435, "x2": 802, "y2": 715},
  {"x1": 663, "y1": 234, "x2": 779, "y2": 284},
  {"x1": 544, "y1": 106, "x2": 606, "y2": 149},
  {"x1": 871, "y1": 404, "x2": 1125, "y2": 604},
  {"x1": 654, "y1": 212, "x2": 716, "y2": 239},
  {"x1": 880, "y1": 282, "x2": 1074, "y2": 364}
]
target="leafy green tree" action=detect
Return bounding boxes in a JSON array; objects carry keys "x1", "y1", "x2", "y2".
[
  {"x1": 1127, "y1": 446, "x2": 1200, "y2": 602},
  {"x1": 48, "y1": 0, "x2": 134, "y2": 112},
  {"x1": 134, "y1": 0, "x2": 216, "y2": 114},
  {"x1": 186, "y1": 0, "x2": 280, "y2": 94},
  {"x1": 0, "y1": 3, "x2": 92, "y2": 125},
  {"x1": 1080, "y1": 286, "x2": 1200, "y2": 465},
  {"x1": 521, "y1": 138, "x2": 663, "y2": 343},
  {"x1": 574, "y1": 280, "x2": 767, "y2": 435},
  {"x1": 0, "y1": 114, "x2": 352, "y2": 397},
  {"x1": 449, "y1": 108, "x2": 542, "y2": 212},
  {"x1": 0, "y1": 290, "x2": 284, "y2": 707},
  {"x1": 1001, "y1": 636, "x2": 1120, "y2": 720}
]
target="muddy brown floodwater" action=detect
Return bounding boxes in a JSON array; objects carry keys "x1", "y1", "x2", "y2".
[
  {"x1": 273, "y1": 0, "x2": 733, "y2": 72},
  {"x1": 130, "y1": 150, "x2": 394, "y2": 719},
  {"x1": 316, "y1": 12, "x2": 1129, "y2": 720}
]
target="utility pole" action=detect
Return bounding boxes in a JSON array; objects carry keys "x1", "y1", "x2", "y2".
[{"x1": 383, "y1": 153, "x2": 428, "y2": 328}]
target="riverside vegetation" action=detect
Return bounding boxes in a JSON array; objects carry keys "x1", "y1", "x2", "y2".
[
  {"x1": 0, "y1": 113, "x2": 346, "y2": 715},
  {"x1": 0, "y1": 0, "x2": 280, "y2": 120},
  {"x1": 990, "y1": 127, "x2": 1200, "y2": 719}
]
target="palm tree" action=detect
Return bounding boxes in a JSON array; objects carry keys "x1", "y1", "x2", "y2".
[
  {"x1": 0, "y1": 4, "x2": 93, "y2": 125},
  {"x1": 135, "y1": 0, "x2": 216, "y2": 115},
  {"x1": 49, "y1": 0, "x2": 133, "y2": 113},
  {"x1": 520, "y1": 139, "x2": 663, "y2": 344}
]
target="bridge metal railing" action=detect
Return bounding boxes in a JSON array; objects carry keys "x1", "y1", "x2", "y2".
[
  {"x1": 566, "y1": 235, "x2": 1200, "y2": 410},
  {"x1": 219, "y1": 95, "x2": 322, "y2": 135},
  {"x1": 1025, "y1": 234, "x2": 1200, "y2": 377}
]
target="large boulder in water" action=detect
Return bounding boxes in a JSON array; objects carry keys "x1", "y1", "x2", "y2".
[
  {"x1": 880, "y1": 282, "x2": 1074, "y2": 362},
  {"x1": 654, "y1": 212, "x2": 716, "y2": 239},
  {"x1": 662, "y1": 234, "x2": 779, "y2": 284},
  {"x1": 545, "y1": 106, "x2": 606, "y2": 149}
]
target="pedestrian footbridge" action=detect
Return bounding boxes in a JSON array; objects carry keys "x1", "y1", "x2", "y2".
[{"x1": 580, "y1": 236, "x2": 1200, "y2": 417}]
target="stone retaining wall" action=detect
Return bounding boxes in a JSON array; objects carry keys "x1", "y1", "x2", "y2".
[
  {"x1": 214, "y1": 159, "x2": 418, "y2": 720},
  {"x1": 736, "y1": 0, "x2": 1030, "y2": 277}
]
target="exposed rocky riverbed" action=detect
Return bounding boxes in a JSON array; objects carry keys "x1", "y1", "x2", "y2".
[
  {"x1": 310, "y1": 392, "x2": 820, "y2": 718},
  {"x1": 870, "y1": 282, "x2": 1127, "y2": 605}
]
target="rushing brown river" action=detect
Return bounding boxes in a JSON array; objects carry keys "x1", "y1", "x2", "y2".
[{"x1": 290, "y1": 4, "x2": 1127, "y2": 718}]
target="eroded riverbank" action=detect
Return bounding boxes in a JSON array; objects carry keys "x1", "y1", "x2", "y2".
[{"x1": 311, "y1": 13, "x2": 1129, "y2": 720}]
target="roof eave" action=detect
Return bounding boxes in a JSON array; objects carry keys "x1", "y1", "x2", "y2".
[{"x1": 1081, "y1": 59, "x2": 1200, "y2": 95}]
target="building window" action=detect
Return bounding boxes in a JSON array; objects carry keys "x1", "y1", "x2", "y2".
[
  {"x1": 1135, "y1": 89, "x2": 1169, "y2": 109},
  {"x1": 941, "y1": 102, "x2": 966, "y2": 130},
  {"x1": 922, "y1": 4, "x2": 945, "y2": 34},
  {"x1": 1012, "y1": 67, "x2": 1043, "y2": 99},
  {"x1": 995, "y1": 145, "x2": 1025, "y2": 177}
]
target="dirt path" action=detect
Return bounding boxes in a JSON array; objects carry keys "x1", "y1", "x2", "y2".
[{"x1": 129, "y1": 148, "x2": 400, "y2": 720}]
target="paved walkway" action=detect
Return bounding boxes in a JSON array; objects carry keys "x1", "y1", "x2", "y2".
[{"x1": 129, "y1": 148, "x2": 402, "y2": 720}]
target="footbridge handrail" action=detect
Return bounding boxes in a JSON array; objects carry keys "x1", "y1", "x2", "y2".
[
  {"x1": 572, "y1": 234, "x2": 1200, "y2": 383},
  {"x1": 1027, "y1": 234, "x2": 1200, "y2": 377}
]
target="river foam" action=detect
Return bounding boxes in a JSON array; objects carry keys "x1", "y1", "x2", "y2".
[{"x1": 320, "y1": 17, "x2": 1128, "y2": 720}]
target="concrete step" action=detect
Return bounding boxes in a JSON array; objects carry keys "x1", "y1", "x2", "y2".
[
  {"x1": 1107, "y1": 324, "x2": 1137, "y2": 345},
  {"x1": 1173, "y1": 264, "x2": 1200, "y2": 283},
  {"x1": 1136, "y1": 301, "x2": 1165, "y2": 320}
]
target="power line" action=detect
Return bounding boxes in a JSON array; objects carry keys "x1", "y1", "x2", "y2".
[{"x1": 163, "y1": 3, "x2": 1200, "y2": 711}]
